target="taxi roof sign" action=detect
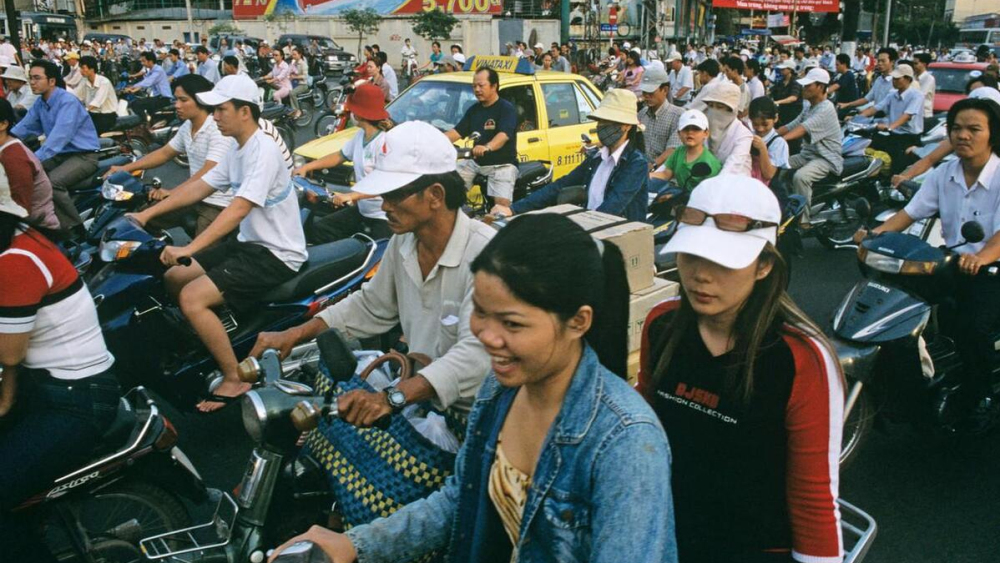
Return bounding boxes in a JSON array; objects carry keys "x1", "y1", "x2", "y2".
[{"x1": 462, "y1": 55, "x2": 536, "y2": 75}]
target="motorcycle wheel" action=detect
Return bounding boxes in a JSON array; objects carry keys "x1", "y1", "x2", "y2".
[
  {"x1": 294, "y1": 107, "x2": 313, "y2": 128},
  {"x1": 815, "y1": 203, "x2": 864, "y2": 250},
  {"x1": 279, "y1": 124, "x2": 297, "y2": 154},
  {"x1": 315, "y1": 113, "x2": 339, "y2": 137},
  {"x1": 173, "y1": 153, "x2": 189, "y2": 169},
  {"x1": 45, "y1": 480, "x2": 190, "y2": 562},
  {"x1": 127, "y1": 138, "x2": 149, "y2": 159},
  {"x1": 840, "y1": 382, "x2": 874, "y2": 470},
  {"x1": 313, "y1": 88, "x2": 325, "y2": 108},
  {"x1": 325, "y1": 88, "x2": 341, "y2": 110}
]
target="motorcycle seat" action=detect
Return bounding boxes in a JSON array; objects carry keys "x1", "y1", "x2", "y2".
[
  {"x1": 261, "y1": 102, "x2": 289, "y2": 120},
  {"x1": 92, "y1": 398, "x2": 137, "y2": 455},
  {"x1": 517, "y1": 161, "x2": 547, "y2": 182},
  {"x1": 113, "y1": 114, "x2": 143, "y2": 130},
  {"x1": 262, "y1": 238, "x2": 369, "y2": 303},
  {"x1": 814, "y1": 156, "x2": 872, "y2": 186}
]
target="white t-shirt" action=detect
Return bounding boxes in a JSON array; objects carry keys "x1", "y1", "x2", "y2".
[
  {"x1": 168, "y1": 118, "x2": 236, "y2": 208},
  {"x1": 340, "y1": 129, "x2": 387, "y2": 221},
  {"x1": 202, "y1": 128, "x2": 307, "y2": 271},
  {"x1": 762, "y1": 129, "x2": 790, "y2": 168}
]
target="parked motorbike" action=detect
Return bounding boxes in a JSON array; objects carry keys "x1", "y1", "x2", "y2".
[
  {"x1": 835, "y1": 205, "x2": 1000, "y2": 468},
  {"x1": 313, "y1": 70, "x2": 357, "y2": 138},
  {"x1": 14, "y1": 386, "x2": 207, "y2": 562},
  {"x1": 87, "y1": 216, "x2": 386, "y2": 409},
  {"x1": 139, "y1": 330, "x2": 366, "y2": 562}
]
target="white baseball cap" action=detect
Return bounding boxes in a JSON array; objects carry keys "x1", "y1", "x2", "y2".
[
  {"x1": 639, "y1": 66, "x2": 669, "y2": 93},
  {"x1": 196, "y1": 74, "x2": 261, "y2": 107},
  {"x1": 970, "y1": 86, "x2": 1000, "y2": 105},
  {"x1": 678, "y1": 109, "x2": 709, "y2": 130},
  {"x1": 453, "y1": 52, "x2": 466, "y2": 65},
  {"x1": 351, "y1": 121, "x2": 457, "y2": 196},
  {"x1": 666, "y1": 52, "x2": 683, "y2": 62},
  {"x1": 797, "y1": 68, "x2": 830, "y2": 86},
  {"x1": 889, "y1": 64, "x2": 915, "y2": 79},
  {"x1": 534, "y1": 43, "x2": 545, "y2": 50},
  {"x1": 0, "y1": 166, "x2": 26, "y2": 218},
  {"x1": 661, "y1": 174, "x2": 780, "y2": 269}
]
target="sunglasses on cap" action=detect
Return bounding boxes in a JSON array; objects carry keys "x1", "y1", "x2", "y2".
[{"x1": 674, "y1": 205, "x2": 777, "y2": 232}]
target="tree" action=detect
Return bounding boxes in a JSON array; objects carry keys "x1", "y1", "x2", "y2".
[
  {"x1": 412, "y1": 9, "x2": 459, "y2": 42},
  {"x1": 342, "y1": 8, "x2": 383, "y2": 59},
  {"x1": 209, "y1": 22, "x2": 242, "y2": 37}
]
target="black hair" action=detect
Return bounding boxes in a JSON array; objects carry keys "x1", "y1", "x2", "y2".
[
  {"x1": 696, "y1": 58, "x2": 720, "y2": 77},
  {"x1": 80, "y1": 55, "x2": 98, "y2": 71},
  {"x1": 195, "y1": 45, "x2": 209, "y2": 55},
  {"x1": 947, "y1": 97, "x2": 1000, "y2": 157},
  {"x1": 0, "y1": 211, "x2": 21, "y2": 251},
  {"x1": 793, "y1": 46, "x2": 805, "y2": 55},
  {"x1": 749, "y1": 96, "x2": 778, "y2": 119},
  {"x1": 375, "y1": 51, "x2": 388, "y2": 66},
  {"x1": 722, "y1": 55, "x2": 744, "y2": 74},
  {"x1": 0, "y1": 98, "x2": 15, "y2": 132},
  {"x1": 432, "y1": 41, "x2": 441, "y2": 48},
  {"x1": 169, "y1": 48, "x2": 180, "y2": 57},
  {"x1": 877, "y1": 47, "x2": 898, "y2": 62},
  {"x1": 914, "y1": 52, "x2": 931, "y2": 66},
  {"x1": 140, "y1": 51, "x2": 156, "y2": 64},
  {"x1": 223, "y1": 55, "x2": 240, "y2": 70},
  {"x1": 746, "y1": 59, "x2": 761, "y2": 76},
  {"x1": 372, "y1": 44, "x2": 381, "y2": 52},
  {"x1": 470, "y1": 213, "x2": 629, "y2": 379},
  {"x1": 231, "y1": 98, "x2": 262, "y2": 122},
  {"x1": 967, "y1": 74, "x2": 999, "y2": 93},
  {"x1": 30, "y1": 59, "x2": 63, "y2": 89},
  {"x1": 173, "y1": 74, "x2": 213, "y2": 111},
  {"x1": 626, "y1": 50, "x2": 641, "y2": 66},
  {"x1": 476, "y1": 66, "x2": 500, "y2": 88},
  {"x1": 836, "y1": 53, "x2": 851, "y2": 67}
]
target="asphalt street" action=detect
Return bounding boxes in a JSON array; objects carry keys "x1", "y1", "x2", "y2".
[{"x1": 149, "y1": 123, "x2": 1000, "y2": 563}]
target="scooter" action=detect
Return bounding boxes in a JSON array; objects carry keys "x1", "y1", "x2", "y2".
[
  {"x1": 456, "y1": 132, "x2": 555, "y2": 217},
  {"x1": 139, "y1": 330, "x2": 370, "y2": 562},
  {"x1": 14, "y1": 386, "x2": 207, "y2": 562},
  {"x1": 835, "y1": 205, "x2": 1000, "y2": 469},
  {"x1": 87, "y1": 215, "x2": 386, "y2": 409},
  {"x1": 313, "y1": 70, "x2": 357, "y2": 138}
]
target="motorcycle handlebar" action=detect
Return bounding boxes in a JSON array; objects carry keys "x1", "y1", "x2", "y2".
[{"x1": 177, "y1": 257, "x2": 192, "y2": 267}]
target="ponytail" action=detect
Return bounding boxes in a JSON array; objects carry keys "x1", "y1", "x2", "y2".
[{"x1": 589, "y1": 241, "x2": 629, "y2": 378}]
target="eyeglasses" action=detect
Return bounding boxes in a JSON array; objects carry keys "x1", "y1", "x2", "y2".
[{"x1": 675, "y1": 205, "x2": 777, "y2": 232}]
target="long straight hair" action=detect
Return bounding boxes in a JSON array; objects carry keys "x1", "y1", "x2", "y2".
[{"x1": 651, "y1": 243, "x2": 839, "y2": 402}]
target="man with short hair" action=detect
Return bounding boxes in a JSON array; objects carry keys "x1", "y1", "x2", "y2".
[
  {"x1": 638, "y1": 65, "x2": 683, "y2": 170},
  {"x1": 551, "y1": 44, "x2": 570, "y2": 72},
  {"x1": 165, "y1": 48, "x2": 189, "y2": 81},
  {"x1": 687, "y1": 58, "x2": 725, "y2": 110},
  {"x1": 142, "y1": 74, "x2": 307, "y2": 411},
  {"x1": 195, "y1": 45, "x2": 221, "y2": 84},
  {"x1": 75, "y1": 56, "x2": 118, "y2": 135},
  {"x1": 829, "y1": 53, "x2": 859, "y2": 105},
  {"x1": 667, "y1": 52, "x2": 693, "y2": 105},
  {"x1": 446, "y1": 67, "x2": 518, "y2": 208},
  {"x1": 913, "y1": 52, "x2": 936, "y2": 121},
  {"x1": 776, "y1": 68, "x2": 843, "y2": 220},
  {"x1": 840, "y1": 47, "x2": 898, "y2": 111},
  {"x1": 721, "y1": 55, "x2": 750, "y2": 118},
  {"x1": 13, "y1": 59, "x2": 100, "y2": 235},
  {"x1": 126, "y1": 51, "x2": 174, "y2": 121},
  {"x1": 792, "y1": 46, "x2": 807, "y2": 74},
  {"x1": 858, "y1": 63, "x2": 924, "y2": 174}
]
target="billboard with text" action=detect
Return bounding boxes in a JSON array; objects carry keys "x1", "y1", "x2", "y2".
[
  {"x1": 711, "y1": 0, "x2": 839, "y2": 13},
  {"x1": 233, "y1": 0, "x2": 502, "y2": 19}
]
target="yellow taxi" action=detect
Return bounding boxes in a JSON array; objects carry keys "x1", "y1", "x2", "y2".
[{"x1": 293, "y1": 56, "x2": 605, "y2": 185}]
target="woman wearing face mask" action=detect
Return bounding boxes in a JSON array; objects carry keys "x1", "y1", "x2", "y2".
[
  {"x1": 269, "y1": 213, "x2": 677, "y2": 563},
  {"x1": 637, "y1": 174, "x2": 845, "y2": 563},
  {"x1": 701, "y1": 82, "x2": 754, "y2": 176},
  {"x1": 493, "y1": 89, "x2": 649, "y2": 222}
]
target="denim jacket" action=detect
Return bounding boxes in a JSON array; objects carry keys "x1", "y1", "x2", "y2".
[
  {"x1": 346, "y1": 346, "x2": 677, "y2": 563},
  {"x1": 511, "y1": 143, "x2": 650, "y2": 223}
]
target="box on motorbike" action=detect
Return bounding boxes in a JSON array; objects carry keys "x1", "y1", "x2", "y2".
[
  {"x1": 627, "y1": 277, "x2": 679, "y2": 353},
  {"x1": 524, "y1": 205, "x2": 655, "y2": 292}
]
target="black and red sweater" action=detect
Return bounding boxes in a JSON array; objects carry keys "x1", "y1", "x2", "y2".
[{"x1": 637, "y1": 297, "x2": 844, "y2": 563}]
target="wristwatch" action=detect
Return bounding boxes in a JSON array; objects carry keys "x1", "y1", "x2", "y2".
[{"x1": 384, "y1": 386, "x2": 406, "y2": 412}]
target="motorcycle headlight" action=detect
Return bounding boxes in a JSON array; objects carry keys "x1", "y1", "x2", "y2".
[
  {"x1": 859, "y1": 247, "x2": 936, "y2": 275},
  {"x1": 101, "y1": 179, "x2": 132, "y2": 201},
  {"x1": 99, "y1": 240, "x2": 140, "y2": 262},
  {"x1": 241, "y1": 391, "x2": 267, "y2": 444},
  {"x1": 293, "y1": 154, "x2": 307, "y2": 169}
]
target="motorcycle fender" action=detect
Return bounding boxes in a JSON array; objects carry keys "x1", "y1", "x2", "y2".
[
  {"x1": 131, "y1": 447, "x2": 209, "y2": 503},
  {"x1": 833, "y1": 280, "x2": 932, "y2": 344},
  {"x1": 833, "y1": 338, "x2": 880, "y2": 385}
]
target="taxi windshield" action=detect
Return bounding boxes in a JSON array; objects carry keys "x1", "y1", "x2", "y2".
[{"x1": 388, "y1": 80, "x2": 477, "y2": 132}]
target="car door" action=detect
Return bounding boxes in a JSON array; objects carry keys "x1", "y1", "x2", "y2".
[
  {"x1": 499, "y1": 82, "x2": 550, "y2": 167},
  {"x1": 539, "y1": 80, "x2": 599, "y2": 179}
]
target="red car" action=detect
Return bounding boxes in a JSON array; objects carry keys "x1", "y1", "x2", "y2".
[{"x1": 926, "y1": 61, "x2": 989, "y2": 113}]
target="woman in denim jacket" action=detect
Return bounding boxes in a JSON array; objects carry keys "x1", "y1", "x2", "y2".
[{"x1": 271, "y1": 213, "x2": 677, "y2": 563}]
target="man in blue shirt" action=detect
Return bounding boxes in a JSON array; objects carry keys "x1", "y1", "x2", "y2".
[
  {"x1": 12, "y1": 59, "x2": 100, "y2": 235},
  {"x1": 195, "y1": 46, "x2": 221, "y2": 84},
  {"x1": 165, "y1": 48, "x2": 189, "y2": 81},
  {"x1": 858, "y1": 63, "x2": 925, "y2": 174},
  {"x1": 126, "y1": 51, "x2": 174, "y2": 122}
]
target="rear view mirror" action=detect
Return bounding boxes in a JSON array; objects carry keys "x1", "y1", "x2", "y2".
[
  {"x1": 961, "y1": 221, "x2": 986, "y2": 245},
  {"x1": 317, "y1": 328, "x2": 358, "y2": 383}
]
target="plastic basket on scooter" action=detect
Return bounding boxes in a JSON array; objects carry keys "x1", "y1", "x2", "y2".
[
  {"x1": 139, "y1": 491, "x2": 239, "y2": 560},
  {"x1": 839, "y1": 498, "x2": 878, "y2": 563}
]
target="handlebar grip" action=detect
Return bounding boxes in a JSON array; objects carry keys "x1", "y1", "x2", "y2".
[
  {"x1": 373, "y1": 414, "x2": 392, "y2": 430},
  {"x1": 177, "y1": 257, "x2": 193, "y2": 267}
]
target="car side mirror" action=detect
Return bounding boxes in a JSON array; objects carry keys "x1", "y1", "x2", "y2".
[{"x1": 961, "y1": 221, "x2": 985, "y2": 245}]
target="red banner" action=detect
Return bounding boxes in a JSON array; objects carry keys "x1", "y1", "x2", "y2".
[{"x1": 711, "y1": 0, "x2": 839, "y2": 13}]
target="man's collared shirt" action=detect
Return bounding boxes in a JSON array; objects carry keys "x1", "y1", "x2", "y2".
[
  {"x1": 669, "y1": 65, "x2": 694, "y2": 102},
  {"x1": 12, "y1": 87, "x2": 99, "y2": 161},
  {"x1": 135, "y1": 64, "x2": 174, "y2": 98},
  {"x1": 917, "y1": 71, "x2": 936, "y2": 119},
  {"x1": 865, "y1": 74, "x2": 893, "y2": 106},
  {"x1": 198, "y1": 60, "x2": 221, "y2": 84},
  {"x1": 317, "y1": 212, "x2": 494, "y2": 412},
  {"x1": 381, "y1": 63, "x2": 399, "y2": 99},
  {"x1": 905, "y1": 154, "x2": 1000, "y2": 254},
  {"x1": 75, "y1": 74, "x2": 118, "y2": 114},
  {"x1": 638, "y1": 101, "x2": 682, "y2": 164},
  {"x1": 166, "y1": 59, "x2": 190, "y2": 79},
  {"x1": 7, "y1": 84, "x2": 37, "y2": 111},
  {"x1": 588, "y1": 142, "x2": 627, "y2": 209},
  {"x1": 875, "y1": 86, "x2": 924, "y2": 135}
]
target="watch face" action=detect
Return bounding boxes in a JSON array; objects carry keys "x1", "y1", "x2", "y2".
[{"x1": 388, "y1": 389, "x2": 406, "y2": 408}]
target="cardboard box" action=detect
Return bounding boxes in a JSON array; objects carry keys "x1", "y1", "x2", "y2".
[
  {"x1": 627, "y1": 349, "x2": 641, "y2": 387},
  {"x1": 627, "y1": 277, "x2": 679, "y2": 353},
  {"x1": 525, "y1": 205, "x2": 655, "y2": 292}
]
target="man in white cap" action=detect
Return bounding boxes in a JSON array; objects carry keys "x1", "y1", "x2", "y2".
[
  {"x1": 251, "y1": 120, "x2": 494, "y2": 424},
  {"x1": 856, "y1": 63, "x2": 924, "y2": 174},
  {"x1": 2, "y1": 65, "x2": 35, "y2": 117},
  {"x1": 532, "y1": 42, "x2": 545, "y2": 62},
  {"x1": 666, "y1": 52, "x2": 693, "y2": 106},
  {"x1": 701, "y1": 82, "x2": 753, "y2": 176},
  {"x1": 63, "y1": 52, "x2": 82, "y2": 90},
  {"x1": 776, "y1": 68, "x2": 843, "y2": 218},
  {"x1": 638, "y1": 65, "x2": 683, "y2": 169},
  {"x1": 136, "y1": 74, "x2": 307, "y2": 411}
]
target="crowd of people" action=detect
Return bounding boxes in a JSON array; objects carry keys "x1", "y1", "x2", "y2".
[{"x1": 1, "y1": 28, "x2": 999, "y2": 563}]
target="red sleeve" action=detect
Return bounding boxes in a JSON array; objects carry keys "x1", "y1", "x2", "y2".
[
  {"x1": 0, "y1": 253, "x2": 49, "y2": 332},
  {"x1": 782, "y1": 327, "x2": 846, "y2": 563},
  {"x1": 636, "y1": 296, "x2": 681, "y2": 401},
  {"x1": 0, "y1": 144, "x2": 37, "y2": 211}
]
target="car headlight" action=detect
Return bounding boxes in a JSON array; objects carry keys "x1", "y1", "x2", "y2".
[
  {"x1": 859, "y1": 247, "x2": 936, "y2": 275},
  {"x1": 293, "y1": 154, "x2": 307, "y2": 169},
  {"x1": 99, "y1": 240, "x2": 141, "y2": 262}
]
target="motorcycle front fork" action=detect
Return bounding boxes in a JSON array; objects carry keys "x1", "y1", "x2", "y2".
[{"x1": 844, "y1": 379, "x2": 865, "y2": 421}]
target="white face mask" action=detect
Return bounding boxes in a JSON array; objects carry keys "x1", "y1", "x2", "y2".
[{"x1": 705, "y1": 107, "x2": 735, "y2": 148}]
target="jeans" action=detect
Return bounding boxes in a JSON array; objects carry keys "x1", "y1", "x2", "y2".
[
  {"x1": 42, "y1": 151, "x2": 99, "y2": 231},
  {"x1": 0, "y1": 368, "x2": 120, "y2": 562},
  {"x1": 306, "y1": 204, "x2": 392, "y2": 244},
  {"x1": 131, "y1": 95, "x2": 172, "y2": 121}
]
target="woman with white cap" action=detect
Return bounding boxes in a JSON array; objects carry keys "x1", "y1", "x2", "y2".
[
  {"x1": 701, "y1": 82, "x2": 754, "y2": 176},
  {"x1": 498, "y1": 88, "x2": 649, "y2": 222},
  {"x1": 637, "y1": 174, "x2": 845, "y2": 563}
]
